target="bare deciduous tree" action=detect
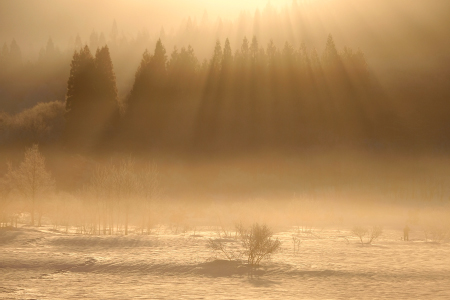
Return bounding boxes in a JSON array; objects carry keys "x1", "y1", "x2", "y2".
[
  {"x1": 352, "y1": 225, "x2": 383, "y2": 245},
  {"x1": 0, "y1": 177, "x2": 13, "y2": 227},
  {"x1": 352, "y1": 226, "x2": 368, "y2": 244},
  {"x1": 207, "y1": 238, "x2": 242, "y2": 261},
  {"x1": 138, "y1": 162, "x2": 161, "y2": 234},
  {"x1": 7, "y1": 144, "x2": 54, "y2": 226},
  {"x1": 81, "y1": 157, "x2": 161, "y2": 235}
]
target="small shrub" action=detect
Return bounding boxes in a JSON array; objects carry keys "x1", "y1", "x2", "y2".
[
  {"x1": 352, "y1": 225, "x2": 383, "y2": 245},
  {"x1": 207, "y1": 238, "x2": 242, "y2": 261},
  {"x1": 237, "y1": 223, "x2": 282, "y2": 265},
  {"x1": 207, "y1": 221, "x2": 242, "y2": 261},
  {"x1": 424, "y1": 225, "x2": 449, "y2": 243},
  {"x1": 208, "y1": 222, "x2": 282, "y2": 266}
]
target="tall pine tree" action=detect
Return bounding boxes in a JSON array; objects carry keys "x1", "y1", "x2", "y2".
[
  {"x1": 94, "y1": 46, "x2": 120, "y2": 141},
  {"x1": 121, "y1": 39, "x2": 169, "y2": 149},
  {"x1": 65, "y1": 45, "x2": 119, "y2": 151}
]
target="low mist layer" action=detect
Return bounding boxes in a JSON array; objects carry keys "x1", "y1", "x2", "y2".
[{"x1": 1, "y1": 0, "x2": 450, "y2": 234}]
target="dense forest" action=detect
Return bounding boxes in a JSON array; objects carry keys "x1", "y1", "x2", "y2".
[
  {"x1": 1, "y1": 33, "x2": 449, "y2": 154},
  {"x1": 1, "y1": 0, "x2": 450, "y2": 154}
]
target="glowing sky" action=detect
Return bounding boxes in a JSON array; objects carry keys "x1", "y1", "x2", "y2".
[
  {"x1": 1, "y1": 0, "x2": 449, "y2": 69},
  {"x1": 0, "y1": 0, "x2": 290, "y2": 41}
]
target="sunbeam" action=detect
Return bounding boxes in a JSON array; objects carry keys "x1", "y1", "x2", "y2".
[{"x1": 1, "y1": 1, "x2": 450, "y2": 299}]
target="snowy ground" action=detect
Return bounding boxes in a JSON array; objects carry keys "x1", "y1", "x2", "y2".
[{"x1": 1, "y1": 225, "x2": 449, "y2": 299}]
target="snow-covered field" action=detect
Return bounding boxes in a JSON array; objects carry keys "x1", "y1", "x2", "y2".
[{"x1": 1, "y1": 225, "x2": 449, "y2": 299}]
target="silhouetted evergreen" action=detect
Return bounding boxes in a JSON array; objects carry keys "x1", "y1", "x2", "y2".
[
  {"x1": 4, "y1": 30, "x2": 450, "y2": 154},
  {"x1": 64, "y1": 45, "x2": 119, "y2": 151},
  {"x1": 121, "y1": 39, "x2": 187, "y2": 150},
  {"x1": 116, "y1": 35, "x2": 379, "y2": 152},
  {"x1": 94, "y1": 46, "x2": 120, "y2": 142}
]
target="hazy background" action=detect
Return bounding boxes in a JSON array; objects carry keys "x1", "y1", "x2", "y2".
[
  {"x1": 1, "y1": 0, "x2": 449, "y2": 112},
  {"x1": 2, "y1": 5, "x2": 450, "y2": 299},
  {"x1": 1, "y1": 0, "x2": 450, "y2": 219},
  {"x1": 2, "y1": 0, "x2": 449, "y2": 64},
  {"x1": 0, "y1": 0, "x2": 291, "y2": 56}
]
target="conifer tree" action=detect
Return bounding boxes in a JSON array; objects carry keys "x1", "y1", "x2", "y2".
[
  {"x1": 250, "y1": 36, "x2": 259, "y2": 62},
  {"x1": 322, "y1": 34, "x2": 339, "y2": 67},
  {"x1": 152, "y1": 38, "x2": 167, "y2": 79},
  {"x1": 168, "y1": 46, "x2": 179, "y2": 70},
  {"x1": 298, "y1": 42, "x2": 310, "y2": 69},
  {"x1": 95, "y1": 46, "x2": 119, "y2": 102},
  {"x1": 127, "y1": 39, "x2": 168, "y2": 105},
  {"x1": 110, "y1": 20, "x2": 118, "y2": 44},
  {"x1": 168, "y1": 45, "x2": 199, "y2": 91},
  {"x1": 46, "y1": 38, "x2": 56, "y2": 56},
  {"x1": 65, "y1": 45, "x2": 119, "y2": 150},
  {"x1": 240, "y1": 37, "x2": 249, "y2": 60},
  {"x1": 121, "y1": 39, "x2": 170, "y2": 149},
  {"x1": 94, "y1": 46, "x2": 120, "y2": 136},
  {"x1": 210, "y1": 40, "x2": 223, "y2": 73},
  {"x1": 128, "y1": 49, "x2": 152, "y2": 102},
  {"x1": 74, "y1": 34, "x2": 83, "y2": 50},
  {"x1": 65, "y1": 46, "x2": 96, "y2": 148},
  {"x1": 9, "y1": 39, "x2": 22, "y2": 67},
  {"x1": 66, "y1": 45, "x2": 95, "y2": 114},
  {"x1": 266, "y1": 40, "x2": 278, "y2": 65},
  {"x1": 282, "y1": 42, "x2": 295, "y2": 61},
  {"x1": 222, "y1": 38, "x2": 233, "y2": 68},
  {"x1": 98, "y1": 33, "x2": 106, "y2": 48},
  {"x1": 90, "y1": 31, "x2": 99, "y2": 51}
]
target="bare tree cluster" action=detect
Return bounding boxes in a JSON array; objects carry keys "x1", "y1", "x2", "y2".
[
  {"x1": 0, "y1": 176, "x2": 15, "y2": 227},
  {"x1": 1, "y1": 145, "x2": 161, "y2": 233},
  {"x1": 5, "y1": 144, "x2": 55, "y2": 226},
  {"x1": 76, "y1": 158, "x2": 161, "y2": 235}
]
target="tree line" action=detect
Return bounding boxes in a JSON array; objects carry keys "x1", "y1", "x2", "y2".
[
  {"x1": 1, "y1": 144, "x2": 160, "y2": 234},
  {"x1": 2, "y1": 34, "x2": 449, "y2": 153},
  {"x1": 0, "y1": 38, "x2": 69, "y2": 114},
  {"x1": 64, "y1": 35, "x2": 383, "y2": 153}
]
